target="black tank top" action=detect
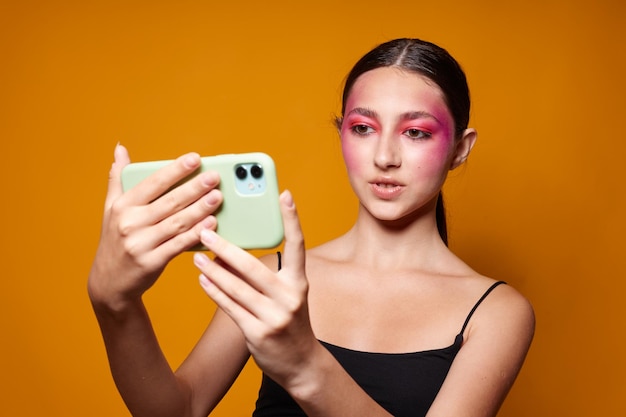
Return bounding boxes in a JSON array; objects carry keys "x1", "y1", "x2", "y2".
[{"x1": 253, "y1": 280, "x2": 506, "y2": 417}]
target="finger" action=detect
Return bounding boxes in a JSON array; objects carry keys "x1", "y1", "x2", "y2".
[
  {"x1": 129, "y1": 214, "x2": 217, "y2": 270},
  {"x1": 123, "y1": 152, "x2": 204, "y2": 206},
  {"x1": 278, "y1": 190, "x2": 306, "y2": 276},
  {"x1": 198, "y1": 229, "x2": 277, "y2": 296},
  {"x1": 104, "y1": 143, "x2": 131, "y2": 210},
  {"x1": 134, "y1": 193, "x2": 223, "y2": 263},
  {"x1": 149, "y1": 189, "x2": 223, "y2": 250},
  {"x1": 195, "y1": 252, "x2": 267, "y2": 329},
  {"x1": 214, "y1": 256, "x2": 240, "y2": 276},
  {"x1": 148, "y1": 170, "x2": 220, "y2": 224},
  {"x1": 198, "y1": 273, "x2": 264, "y2": 339}
]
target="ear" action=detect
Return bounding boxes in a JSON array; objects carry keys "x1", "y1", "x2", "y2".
[{"x1": 450, "y1": 128, "x2": 477, "y2": 170}]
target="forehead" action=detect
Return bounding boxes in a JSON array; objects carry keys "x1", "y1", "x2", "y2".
[{"x1": 346, "y1": 67, "x2": 451, "y2": 122}]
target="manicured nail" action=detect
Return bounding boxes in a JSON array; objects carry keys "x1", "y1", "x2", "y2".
[
  {"x1": 194, "y1": 252, "x2": 209, "y2": 266},
  {"x1": 282, "y1": 190, "x2": 294, "y2": 208},
  {"x1": 201, "y1": 215, "x2": 217, "y2": 229},
  {"x1": 201, "y1": 229, "x2": 217, "y2": 244},
  {"x1": 184, "y1": 153, "x2": 200, "y2": 168},
  {"x1": 113, "y1": 142, "x2": 124, "y2": 160},
  {"x1": 201, "y1": 172, "x2": 219, "y2": 187}
]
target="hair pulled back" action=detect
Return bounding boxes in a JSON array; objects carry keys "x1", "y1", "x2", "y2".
[{"x1": 338, "y1": 38, "x2": 471, "y2": 245}]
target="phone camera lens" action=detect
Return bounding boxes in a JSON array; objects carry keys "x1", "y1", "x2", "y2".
[
  {"x1": 235, "y1": 166, "x2": 248, "y2": 180},
  {"x1": 250, "y1": 164, "x2": 263, "y2": 179}
]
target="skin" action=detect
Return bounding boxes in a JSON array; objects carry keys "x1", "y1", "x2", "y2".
[
  {"x1": 341, "y1": 67, "x2": 466, "y2": 230},
  {"x1": 88, "y1": 67, "x2": 535, "y2": 417}
]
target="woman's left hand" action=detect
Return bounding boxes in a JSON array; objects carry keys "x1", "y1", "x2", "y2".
[{"x1": 193, "y1": 190, "x2": 319, "y2": 388}]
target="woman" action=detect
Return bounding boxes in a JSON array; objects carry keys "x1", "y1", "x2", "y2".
[{"x1": 88, "y1": 38, "x2": 535, "y2": 417}]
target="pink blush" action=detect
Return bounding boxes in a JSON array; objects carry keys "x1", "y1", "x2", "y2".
[
  {"x1": 341, "y1": 137, "x2": 358, "y2": 171},
  {"x1": 420, "y1": 139, "x2": 456, "y2": 173}
]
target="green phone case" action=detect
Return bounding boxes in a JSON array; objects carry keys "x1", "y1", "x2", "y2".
[{"x1": 120, "y1": 152, "x2": 284, "y2": 250}]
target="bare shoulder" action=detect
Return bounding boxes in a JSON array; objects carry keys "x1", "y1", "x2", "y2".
[
  {"x1": 460, "y1": 276, "x2": 536, "y2": 372},
  {"x1": 472, "y1": 279, "x2": 535, "y2": 338},
  {"x1": 428, "y1": 278, "x2": 535, "y2": 416}
]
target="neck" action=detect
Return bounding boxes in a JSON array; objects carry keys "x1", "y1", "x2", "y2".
[{"x1": 342, "y1": 203, "x2": 449, "y2": 272}]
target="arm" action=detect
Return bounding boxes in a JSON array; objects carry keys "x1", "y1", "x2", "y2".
[
  {"x1": 274, "y1": 283, "x2": 533, "y2": 417},
  {"x1": 88, "y1": 144, "x2": 245, "y2": 417},
  {"x1": 426, "y1": 284, "x2": 535, "y2": 417},
  {"x1": 192, "y1": 191, "x2": 394, "y2": 417},
  {"x1": 91, "y1": 298, "x2": 191, "y2": 416},
  {"x1": 192, "y1": 192, "x2": 534, "y2": 417}
]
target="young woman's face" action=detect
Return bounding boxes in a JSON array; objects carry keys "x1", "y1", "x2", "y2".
[{"x1": 340, "y1": 66, "x2": 463, "y2": 224}]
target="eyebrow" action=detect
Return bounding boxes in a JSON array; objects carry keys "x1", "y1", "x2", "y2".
[{"x1": 346, "y1": 107, "x2": 441, "y2": 124}]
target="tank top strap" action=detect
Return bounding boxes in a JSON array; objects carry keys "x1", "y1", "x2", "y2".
[
  {"x1": 277, "y1": 251, "x2": 282, "y2": 271},
  {"x1": 459, "y1": 281, "x2": 507, "y2": 336}
]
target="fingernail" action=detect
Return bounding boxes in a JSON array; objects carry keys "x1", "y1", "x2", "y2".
[
  {"x1": 282, "y1": 190, "x2": 294, "y2": 208},
  {"x1": 184, "y1": 153, "x2": 201, "y2": 168},
  {"x1": 201, "y1": 229, "x2": 217, "y2": 244},
  {"x1": 204, "y1": 192, "x2": 219, "y2": 206},
  {"x1": 194, "y1": 252, "x2": 209, "y2": 266},
  {"x1": 113, "y1": 142, "x2": 124, "y2": 159},
  {"x1": 201, "y1": 215, "x2": 217, "y2": 229},
  {"x1": 202, "y1": 174, "x2": 220, "y2": 188}
]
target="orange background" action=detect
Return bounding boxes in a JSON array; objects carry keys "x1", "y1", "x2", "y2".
[{"x1": 1, "y1": 0, "x2": 625, "y2": 415}]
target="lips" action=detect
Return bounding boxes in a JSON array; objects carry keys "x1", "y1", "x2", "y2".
[{"x1": 369, "y1": 178, "x2": 404, "y2": 199}]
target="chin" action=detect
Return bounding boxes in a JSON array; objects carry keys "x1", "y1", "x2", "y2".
[
  {"x1": 365, "y1": 201, "x2": 434, "y2": 228},
  {"x1": 378, "y1": 214, "x2": 420, "y2": 229},
  {"x1": 367, "y1": 207, "x2": 419, "y2": 227}
]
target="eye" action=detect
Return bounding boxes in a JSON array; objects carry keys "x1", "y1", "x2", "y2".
[
  {"x1": 404, "y1": 128, "x2": 431, "y2": 140},
  {"x1": 351, "y1": 124, "x2": 375, "y2": 136}
]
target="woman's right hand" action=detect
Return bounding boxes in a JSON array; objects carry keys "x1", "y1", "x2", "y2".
[{"x1": 88, "y1": 144, "x2": 224, "y2": 312}]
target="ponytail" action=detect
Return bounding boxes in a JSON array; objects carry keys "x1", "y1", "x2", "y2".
[{"x1": 436, "y1": 192, "x2": 448, "y2": 246}]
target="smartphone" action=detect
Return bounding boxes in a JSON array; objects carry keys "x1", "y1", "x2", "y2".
[{"x1": 121, "y1": 152, "x2": 284, "y2": 250}]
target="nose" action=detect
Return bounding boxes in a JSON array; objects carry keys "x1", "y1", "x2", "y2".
[{"x1": 374, "y1": 133, "x2": 401, "y2": 169}]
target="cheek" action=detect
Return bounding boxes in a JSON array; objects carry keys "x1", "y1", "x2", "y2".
[
  {"x1": 433, "y1": 142, "x2": 454, "y2": 165},
  {"x1": 424, "y1": 119, "x2": 457, "y2": 170},
  {"x1": 341, "y1": 136, "x2": 362, "y2": 175},
  {"x1": 417, "y1": 141, "x2": 456, "y2": 174}
]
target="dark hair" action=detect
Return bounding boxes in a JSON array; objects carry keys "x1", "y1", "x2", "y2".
[{"x1": 337, "y1": 38, "x2": 471, "y2": 246}]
